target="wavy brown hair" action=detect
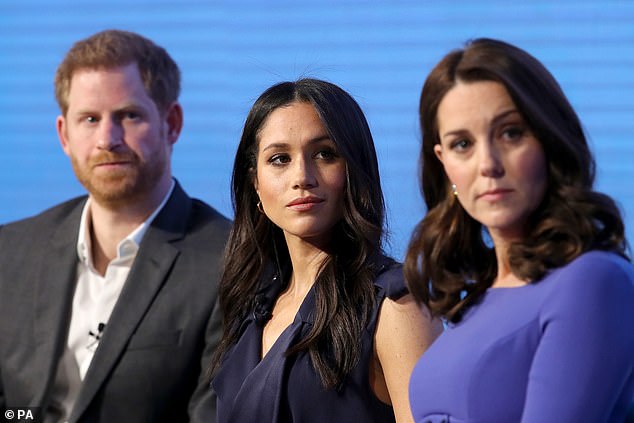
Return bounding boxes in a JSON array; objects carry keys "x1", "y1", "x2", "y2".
[
  {"x1": 54, "y1": 29, "x2": 180, "y2": 116},
  {"x1": 405, "y1": 38, "x2": 628, "y2": 323},
  {"x1": 210, "y1": 78, "x2": 386, "y2": 388}
]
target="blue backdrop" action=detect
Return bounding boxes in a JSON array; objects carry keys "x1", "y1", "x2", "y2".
[{"x1": 1, "y1": 0, "x2": 632, "y2": 259}]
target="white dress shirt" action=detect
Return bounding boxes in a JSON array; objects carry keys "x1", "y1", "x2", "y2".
[{"x1": 46, "y1": 181, "x2": 174, "y2": 422}]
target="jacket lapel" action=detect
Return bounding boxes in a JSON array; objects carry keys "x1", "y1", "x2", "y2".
[
  {"x1": 69, "y1": 183, "x2": 192, "y2": 421},
  {"x1": 33, "y1": 199, "x2": 84, "y2": 407}
]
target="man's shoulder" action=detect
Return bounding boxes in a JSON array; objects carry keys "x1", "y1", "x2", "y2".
[
  {"x1": 1, "y1": 196, "x2": 86, "y2": 234},
  {"x1": 181, "y1": 198, "x2": 232, "y2": 248},
  {"x1": 160, "y1": 181, "x2": 231, "y2": 235},
  {"x1": 189, "y1": 198, "x2": 231, "y2": 228}
]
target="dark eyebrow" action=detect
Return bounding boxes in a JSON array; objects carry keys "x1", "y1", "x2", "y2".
[
  {"x1": 441, "y1": 109, "x2": 520, "y2": 139},
  {"x1": 491, "y1": 109, "x2": 521, "y2": 126},
  {"x1": 261, "y1": 134, "x2": 331, "y2": 153},
  {"x1": 261, "y1": 142, "x2": 288, "y2": 153},
  {"x1": 308, "y1": 135, "x2": 333, "y2": 145}
]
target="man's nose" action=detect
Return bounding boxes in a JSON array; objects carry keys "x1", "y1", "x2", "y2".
[{"x1": 96, "y1": 119, "x2": 123, "y2": 150}]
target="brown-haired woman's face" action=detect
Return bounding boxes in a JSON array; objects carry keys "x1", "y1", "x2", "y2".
[
  {"x1": 253, "y1": 101, "x2": 346, "y2": 248},
  {"x1": 433, "y1": 80, "x2": 547, "y2": 242}
]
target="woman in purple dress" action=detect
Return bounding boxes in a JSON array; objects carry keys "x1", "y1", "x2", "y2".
[
  {"x1": 210, "y1": 78, "x2": 441, "y2": 423},
  {"x1": 406, "y1": 38, "x2": 634, "y2": 422}
]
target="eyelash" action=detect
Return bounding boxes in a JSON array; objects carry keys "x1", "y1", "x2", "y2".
[
  {"x1": 315, "y1": 148, "x2": 339, "y2": 160},
  {"x1": 447, "y1": 124, "x2": 526, "y2": 151},
  {"x1": 501, "y1": 125, "x2": 524, "y2": 141},
  {"x1": 449, "y1": 139, "x2": 471, "y2": 151},
  {"x1": 268, "y1": 154, "x2": 290, "y2": 165},
  {"x1": 267, "y1": 148, "x2": 340, "y2": 166},
  {"x1": 123, "y1": 111, "x2": 140, "y2": 120},
  {"x1": 80, "y1": 112, "x2": 141, "y2": 124}
]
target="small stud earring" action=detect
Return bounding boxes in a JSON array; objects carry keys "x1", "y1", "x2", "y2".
[{"x1": 451, "y1": 184, "x2": 458, "y2": 197}]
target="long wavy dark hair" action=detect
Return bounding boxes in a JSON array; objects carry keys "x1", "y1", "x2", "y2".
[
  {"x1": 405, "y1": 38, "x2": 628, "y2": 323},
  {"x1": 211, "y1": 78, "x2": 386, "y2": 388}
]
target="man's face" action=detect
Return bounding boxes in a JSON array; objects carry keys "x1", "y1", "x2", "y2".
[{"x1": 57, "y1": 62, "x2": 182, "y2": 209}]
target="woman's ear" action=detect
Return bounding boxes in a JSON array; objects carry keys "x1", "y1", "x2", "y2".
[
  {"x1": 433, "y1": 143, "x2": 444, "y2": 164},
  {"x1": 251, "y1": 169, "x2": 258, "y2": 192}
]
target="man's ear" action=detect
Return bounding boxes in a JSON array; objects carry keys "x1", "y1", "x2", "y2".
[
  {"x1": 56, "y1": 115, "x2": 71, "y2": 156},
  {"x1": 164, "y1": 102, "x2": 184, "y2": 145}
]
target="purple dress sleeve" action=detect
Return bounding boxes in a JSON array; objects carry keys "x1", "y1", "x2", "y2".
[{"x1": 521, "y1": 251, "x2": 634, "y2": 422}]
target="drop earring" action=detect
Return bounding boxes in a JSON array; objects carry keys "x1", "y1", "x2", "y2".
[{"x1": 451, "y1": 184, "x2": 458, "y2": 197}]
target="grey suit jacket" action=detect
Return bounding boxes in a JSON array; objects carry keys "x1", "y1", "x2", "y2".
[{"x1": 0, "y1": 181, "x2": 231, "y2": 422}]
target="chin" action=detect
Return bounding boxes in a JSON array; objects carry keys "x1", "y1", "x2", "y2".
[{"x1": 484, "y1": 218, "x2": 526, "y2": 238}]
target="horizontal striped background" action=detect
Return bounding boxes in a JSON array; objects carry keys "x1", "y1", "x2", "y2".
[{"x1": 1, "y1": 0, "x2": 632, "y2": 259}]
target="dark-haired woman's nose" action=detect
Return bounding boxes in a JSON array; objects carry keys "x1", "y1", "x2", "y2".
[
  {"x1": 292, "y1": 157, "x2": 317, "y2": 189},
  {"x1": 478, "y1": 142, "x2": 504, "y2": 178}
]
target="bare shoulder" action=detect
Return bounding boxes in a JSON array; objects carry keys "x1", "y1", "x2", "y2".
[
  {"x1": 374, "y1": 293, "x2": 443, "y2": 423},
  {"x1": 376, "y1": 293, "x2": 442, "y2": 353}
]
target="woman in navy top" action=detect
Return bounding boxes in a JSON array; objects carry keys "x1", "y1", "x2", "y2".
[
  {"x1": 210, "y1": 78, "x2": 441, "y2": 423},
  {"x1": 405, "y1": 38, "x2": 634, "y2": 422}
]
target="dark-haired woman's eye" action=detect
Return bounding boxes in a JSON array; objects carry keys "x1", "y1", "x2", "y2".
[
  {"x1": 501, "y1": 126, "x2": 524, "y2": 142},
  {"x1": 450, "y1": 138, "x2": 471, "y2": 151},
  {"x1": 315, "y1": 148, "x2": 339, "y2": 161},
  {"x1": 269, "y1": 154, "x2": 290, "y2": 166}
]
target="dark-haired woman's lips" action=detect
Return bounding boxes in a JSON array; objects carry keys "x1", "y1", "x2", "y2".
[
  {"x1": 286, "y1": 196, "x2": 324, "y2": 211},
  {"x1": 477, "y1": 188, "x2": 514, "y2": 202}
]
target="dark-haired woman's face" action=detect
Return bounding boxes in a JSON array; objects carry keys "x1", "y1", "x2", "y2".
[
  {"x1": 254, "y1": 101, "x2": 346, "y2": 248},
  {"x1": 434, "y1": 80, "x2": 547, "y2": 242}
]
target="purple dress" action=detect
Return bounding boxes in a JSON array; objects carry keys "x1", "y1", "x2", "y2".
[
  {"x1": 213, "y1": 259, "x2": 406, "y2": 423},
  {"x1": 409, "y1": 251, "x2": 634, "y2": 423}
]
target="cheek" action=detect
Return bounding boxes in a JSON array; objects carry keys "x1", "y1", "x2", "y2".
[
  {"x1": 255, "y1": 171, "x2": 284, "y2": 200},
  {"x1": 442, "y1": 158, "x2": 470, "y2": 189},
  {"x1": 139, "y1": 129, "x2": 164, "y2": 152},
  {"x1": 324, "y1": 166, "x2": 347, "y2": 197},
  {"x1": 519, "y1": 149, "x2": 548, "y2": 201},
  {"x1": 64, "y1": 135, "x2": 89, "y2": 158},
  {"x1": 527, "y1": 161, "x2": 548, "y2": 203}
]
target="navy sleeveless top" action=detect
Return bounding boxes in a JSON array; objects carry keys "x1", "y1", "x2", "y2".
[{"x1": 212, "y1": 258, "x2": 407, "y2": 423}]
